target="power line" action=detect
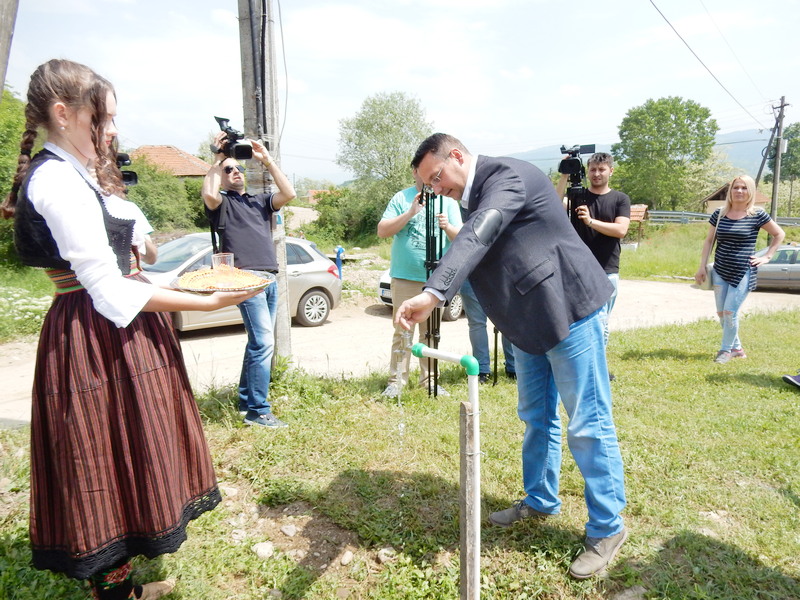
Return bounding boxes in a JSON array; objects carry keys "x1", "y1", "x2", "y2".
[
  {"x1": 698, "y1": 0, "x2": 767, "y2": 102},
  {"x1": 715, "y1": 139, "x2": 770, "y2": 146},
  {"x1": 648, "y1": 0, "x2": 768, "y2": 130}
]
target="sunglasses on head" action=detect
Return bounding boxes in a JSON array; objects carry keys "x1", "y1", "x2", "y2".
[{"x1": 224, "y1": 165, "x2": 245, "y2": 174}]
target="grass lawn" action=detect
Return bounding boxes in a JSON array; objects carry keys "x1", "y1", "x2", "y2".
[{"x1": 1, "y1": 309, "x2": 799, "y2": 599}]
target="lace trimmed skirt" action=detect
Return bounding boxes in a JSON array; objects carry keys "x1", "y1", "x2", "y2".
[{"x1": 28, "y1": 282, "x2": 220, "y2": 579}]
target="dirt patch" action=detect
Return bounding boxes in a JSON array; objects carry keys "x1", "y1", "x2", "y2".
[
  {"x1": 218, "y1": 490, "x2": 385, "y2": 598},
  {"x1": 256, "y1": 501, "x2": 359, "y2": 571}
]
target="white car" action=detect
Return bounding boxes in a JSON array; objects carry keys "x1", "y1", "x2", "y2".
[
  {"x1": 142, "y1": 233, "x2": 342, "y2": 331},
  {"x1": 377, "y1": 269, "x2": 464, "y2": 321}
]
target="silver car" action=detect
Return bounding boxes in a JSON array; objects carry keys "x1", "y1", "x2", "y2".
[
  {"x1": 753, "y1": 244, "x2": 800, "y2": 291},
  {"x1": 142, "y1": 233, "x2": 342, "y2": 330}
]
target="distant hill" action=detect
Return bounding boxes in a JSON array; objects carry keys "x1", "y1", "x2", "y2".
[
  {"x1": 714, "y1": 130, "x2": 772, "y2": 177},
  {"x1": 507, "y1": 130, "x2": 772, "y2": 176}
]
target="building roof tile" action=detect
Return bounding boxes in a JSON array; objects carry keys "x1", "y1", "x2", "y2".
[{"x1": 131, "y1": 145, "x2": 211, "y2": 177}]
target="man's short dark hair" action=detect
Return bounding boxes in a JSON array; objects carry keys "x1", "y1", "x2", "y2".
[
  {"x1": 587, "y1": 152, "x2": 613, "y2": 168},
  {"x1": 411, "y1": 133, "x2": 470, "y2": 169}
]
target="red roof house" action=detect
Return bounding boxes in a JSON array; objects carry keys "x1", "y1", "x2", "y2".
[{"x1": 131, "y1": 145, "x2": 211, "y2": 177}]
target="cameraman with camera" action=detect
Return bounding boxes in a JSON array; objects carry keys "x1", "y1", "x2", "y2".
[
  {"x1": 202, "y1": 130, "x2": 297, "y2": 428},
  {"x1": 556, "y1": 152, "x2": 630, "y2": 361}
]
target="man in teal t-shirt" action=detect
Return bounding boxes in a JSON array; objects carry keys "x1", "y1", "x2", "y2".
[{"x1": 377, "y1": 171, "x2": 462, "y2": 397}]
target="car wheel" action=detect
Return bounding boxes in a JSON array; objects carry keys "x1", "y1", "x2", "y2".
[
  {"x1": 295, "y1": 290, "x2": 330, "y2": 327},
  {"x1": 441, "y1": 292, "x2": 463, "y2": 321}
]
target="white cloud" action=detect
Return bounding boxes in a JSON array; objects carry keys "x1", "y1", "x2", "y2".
[{"x1": 6, "y1": 0, "x2": 800, "y2": 183}]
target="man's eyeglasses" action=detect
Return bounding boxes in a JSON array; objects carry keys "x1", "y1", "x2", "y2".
[
  {"x1": 224, "y1": 165, "x2": 245, "y2": 174},
  {"x1": 430, "y1": 156, "x2": 449, "y2": 186}
]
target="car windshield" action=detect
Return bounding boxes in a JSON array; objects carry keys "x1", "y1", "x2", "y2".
[{"x1": 142, "y1": 236, "x2": 210, "y2": 273}]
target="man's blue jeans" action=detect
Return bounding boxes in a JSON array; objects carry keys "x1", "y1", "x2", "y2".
[
  {"x1": 712, "y1": 267, "x2": 750, "y2": 352},
  {"x1": 515, "y1": 309, "x2": 626, "y2": 538},
  {"x1": 238, "y1": 281, "x2": 278, "y2": 416},
  {"x1": 460, "y1": 280, "x2": 515, "y2": 374},
  {"x1": 598, "y1": 273, "x2": 619, "y2": 348}
]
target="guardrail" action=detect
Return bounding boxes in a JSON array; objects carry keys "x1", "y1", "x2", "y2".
[
  {"x1": 648, "y1": 211, "x2": 800, "y2": 227},
  {"x1": 648, "y1": 211, "x2": 708, "y2": 224}
]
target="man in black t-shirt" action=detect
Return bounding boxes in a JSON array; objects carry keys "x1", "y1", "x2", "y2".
[
  {"x1": 557, "y1": 153, "x2": 630, "y2": 356},
  {"x1": 202, "y1": 133, "x2": 296, "y2": 428}
]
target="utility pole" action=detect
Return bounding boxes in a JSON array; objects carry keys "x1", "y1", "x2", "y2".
[
  {"x1": 237, "y1": 0, "x2": 291, "y2": 358},
  {"x1": 770, "y1": 96, "x2": 787, "y2": 224},
  {"x1": 0, "y1": 0, "x2": 20, "y2": 94}
]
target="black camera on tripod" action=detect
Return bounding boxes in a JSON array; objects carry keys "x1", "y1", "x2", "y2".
[
  {"x1": 116, "y1": 153, "x2": 137, "y2": 187},
  {"x1": 558, "y1": 144, "x2": 595, "y2": 202},
  {"x1": 210, "y1": 116, "x2": 253, "y2": 160}
]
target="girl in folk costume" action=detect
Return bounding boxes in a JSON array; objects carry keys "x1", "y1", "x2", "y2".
[{"x1": 1, "y1": 59, "x2": 257, "y2": 599}]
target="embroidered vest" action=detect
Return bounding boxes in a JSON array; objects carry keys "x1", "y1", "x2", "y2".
[{"x1": 14, "y1": 150, "x2": 135, "y2": 275}]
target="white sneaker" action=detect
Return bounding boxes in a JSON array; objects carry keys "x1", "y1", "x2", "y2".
[{"x1": 381, "y1": 383, "x2": 400, "y2": 398}]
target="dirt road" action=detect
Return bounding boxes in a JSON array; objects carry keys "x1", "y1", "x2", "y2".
[{"x1": 1, "y1": 279, "x2": 798, "y2": 427}]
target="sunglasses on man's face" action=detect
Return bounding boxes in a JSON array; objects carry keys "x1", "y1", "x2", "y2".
[{"x1": 224, "y1": 165, "x2": 245, "y2": 174}]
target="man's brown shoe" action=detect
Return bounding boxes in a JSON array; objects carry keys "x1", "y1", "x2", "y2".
[
  {"x1": 569, "y1": 528, "x2": 628, "y2": 579},
  {"x1": 488, "y1": 499, "x2": 552, "y2": 527}
]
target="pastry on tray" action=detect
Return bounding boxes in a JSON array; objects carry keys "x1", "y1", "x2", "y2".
[{"x1": 176, "y1": 266, "x2": 271, "y2": 291}]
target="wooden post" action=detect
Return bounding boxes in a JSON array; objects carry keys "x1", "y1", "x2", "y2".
[
  {"x1": 412, "y1": 344, "x2": 481, "y2": 599},
  {"x1": 460, "y1": 401, "x2": 478, "y2": 600}
]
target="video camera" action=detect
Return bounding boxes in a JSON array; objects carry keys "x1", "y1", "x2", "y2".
[
  {"x1": 210, "y1": 116, "x2": 253, "y2": 160},
  {"x1": 557, "y1": 144, "x2": 595, "y2": 206},
  {"x1": 116, "y1": 153, "x2": 137, "y2": 187}
]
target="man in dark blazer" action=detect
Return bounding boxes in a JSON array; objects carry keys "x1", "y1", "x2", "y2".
[{"x1": 397, "y1": 133, "x2": 628, "y2": 579}]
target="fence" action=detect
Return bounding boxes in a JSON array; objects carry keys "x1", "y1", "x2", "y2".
[
  {"x1": 648, "y1": 211, "x2": 708, "y2": 224},
  {"x1": 648, "y1": 211, "x2": 800, "y2": 227}
]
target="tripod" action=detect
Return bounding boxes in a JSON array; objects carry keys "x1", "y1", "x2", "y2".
[{"x1": 422, "y1": 186, "x2": 445, "y2": 397}]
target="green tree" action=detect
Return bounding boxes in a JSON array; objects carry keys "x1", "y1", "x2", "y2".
[
  {"x1": 682, "y1": 150, "x2": 741, "y2": 211},
  {"x1": 124, "y1": 157, "x2": 197, "y2": 230},
  {"x1": 612, "y1": 97, "x2": 718, "y2": 210},
  {"x1": 182, "y1": 176, "x2": 208, "y2": 228},
  {"x1": 0, "y1": 88, "x2": 27, "y2": 262},
  {"x1": 196, "y1": 132, "x2": 217, "y2": 164},
  {"x1": 337, "y1": 91, "x2": 432, "y2": 187},
  {"x1": 0, "y1": 88, "x2": 26, "y2": 199},
  {"x1": 767, "y1": 122, "x2": 800, "y2": 184},
  {"x1": 333, "y1": 92, "x2": 433, "y2": 243}
]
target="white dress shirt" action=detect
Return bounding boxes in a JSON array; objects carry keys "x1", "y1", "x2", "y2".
[{"x1": 27, "y1": 143, "x2": 155, "y2": 327}]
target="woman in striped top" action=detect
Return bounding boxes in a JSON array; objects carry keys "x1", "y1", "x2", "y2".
[{"x1": 695, "y1": 175, "x2": 785, "y2": 364}]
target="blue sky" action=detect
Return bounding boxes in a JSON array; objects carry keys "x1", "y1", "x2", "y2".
[{"x1": 5, "y1": 0, "x2": 799, "y2": 183}]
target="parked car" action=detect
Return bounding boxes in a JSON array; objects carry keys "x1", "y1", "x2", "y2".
[
  {"x1": 142, "y1": 233, "x2": 342, "y2": 331},
  {"x1": 707, "y1": 243, "x2": 800, "y2": 291},
  {"x1": 752, "y1": 243, "x2": 800, "y2": 291},
  {"x1": 377, "y1": 269, "x2": 464, "y2": 321}
]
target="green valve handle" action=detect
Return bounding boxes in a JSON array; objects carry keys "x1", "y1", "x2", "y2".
[{"x1": 411, "y1": 343, "x2": 480, "y2": 376}]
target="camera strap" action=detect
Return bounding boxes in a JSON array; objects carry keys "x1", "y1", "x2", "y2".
[{"x1": 209, "y1": 193, "x2": 229, "y2": 254}]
